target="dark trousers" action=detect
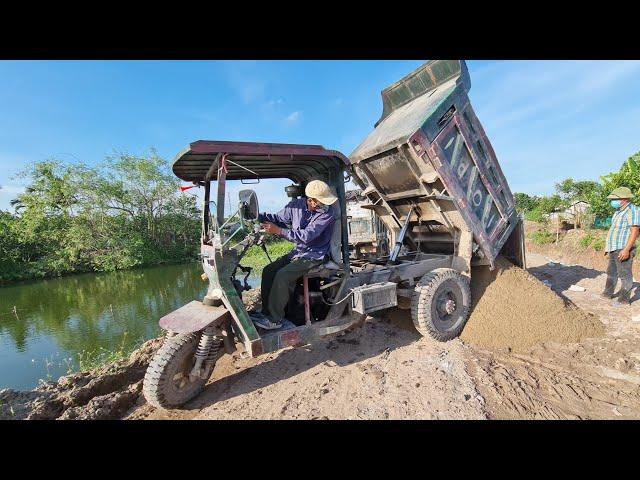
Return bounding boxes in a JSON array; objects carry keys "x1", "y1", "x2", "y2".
[
  {"x1": 604, "y1": 249, "x2": 635, "y2": 297},
  {"x1": 260, "y1": 255, "x2": 322, "y2": 323}
]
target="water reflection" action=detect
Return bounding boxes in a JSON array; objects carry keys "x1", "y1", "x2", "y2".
[{"x1": 0, "y1": 262, "x2": 225, "y2": 389}]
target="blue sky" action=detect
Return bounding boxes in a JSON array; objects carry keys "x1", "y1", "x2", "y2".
[{"x1": 1, "y1": 60, "x2": 640, "y2": 212}]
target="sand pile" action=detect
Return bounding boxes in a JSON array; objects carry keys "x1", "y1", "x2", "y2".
[{"x1": 460, "y1": 257, "x2": 604, "y2": 353}]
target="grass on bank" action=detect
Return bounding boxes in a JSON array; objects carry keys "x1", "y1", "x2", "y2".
[
  {"x1": 530, "y1": 230, "x2": 556, "y2": 246},
  {"x1": 525, "y1": 221, "x2": 610, "y2": 252},
  {"x1": 239, "y1": 240, "x2": 293, "y2": 272},
  {"x1": 75, "y1": 332, "x2": 146, "y2": 373}
]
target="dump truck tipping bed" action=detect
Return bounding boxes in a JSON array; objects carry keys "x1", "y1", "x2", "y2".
[{"x1": 349, "y1": 60, "x2": 523, "y2": 270}]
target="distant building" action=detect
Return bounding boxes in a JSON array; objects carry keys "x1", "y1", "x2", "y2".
[
  {"x1": 547, "y1": 200, "x2": 591, "y2": 228},
  {"x1": 567, "y1": 200, "x2": 590, "y2": 216}
]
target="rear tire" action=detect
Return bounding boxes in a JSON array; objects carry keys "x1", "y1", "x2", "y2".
[
  {"x1": 411, "y1": 268, "x2": 471, "y2": 341},
  {"x1": 143, "y1": 333, "x2": 210, "y2": 409}
]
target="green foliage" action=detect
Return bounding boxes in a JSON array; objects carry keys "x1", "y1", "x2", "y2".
[
  {"x1": 530, "y1": 230, "x2": 555, "y2": 245},
  {"x1": 555, "y1": 178, "x2": 601, "y2": 203},
  {"x1": 239, "y1": 240, "x2": 293, "y2": 272},
  {"x1": 536, "y1": 194, "x2": 565, "y2": 215},
  {"x1": 588, "y1": 151, "x2": 640, "y2": 218},
  {"x1": 524, "y1": 209, "x2": 545, "y2": 223},
  {"x1": 575, "y1": 232, "x2": 606, "y2": 251},
  {"x1": 0, "y1": 152, "x2": 200, "y2": 284},
  {"x1": 578, "y1": 234, "x2": 595, "y2": 248},
  {"x1": 514, "y1": 192, "x2": 539, "y2": 214},
  {"x1": 591, "y1": 237, "x2": 605, "y2": 251}
]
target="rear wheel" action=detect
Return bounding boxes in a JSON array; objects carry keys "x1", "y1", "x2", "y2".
[
  {"x1": 411, "y1": 268, "x2": 471, "y2": 341},
  {"x1": 143, "y1": 333, "x2": 213, "y2": 409}
]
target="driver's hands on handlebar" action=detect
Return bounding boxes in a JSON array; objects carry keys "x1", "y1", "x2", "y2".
[{"x1": 262, "y1": 222, "x2": 282, "y2": 236}]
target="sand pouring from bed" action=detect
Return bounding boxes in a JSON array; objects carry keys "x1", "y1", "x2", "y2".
[{"x1": 460, "y1": 257, "x2": 604, "y2": 353}]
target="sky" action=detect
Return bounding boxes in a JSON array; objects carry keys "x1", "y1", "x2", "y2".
[{"x1": 1, "y1": 60, "x2": 640, "y2": 213}]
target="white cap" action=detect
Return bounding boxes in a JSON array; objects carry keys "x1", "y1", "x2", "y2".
[{"x1": 305, "y1": 180, "x2": 338, "y2": 205}]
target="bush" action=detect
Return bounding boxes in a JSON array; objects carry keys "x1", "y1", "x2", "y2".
[
  {"x1": 524, "y1": 209, "x2": 545, "y2": 223},
  {"x1": 591, "y1": 237, "x2": 605, "y2": 252},
  {"x1": 579, "y1": 234, "x2": 595, "y2": 248},
  {"x1": 530, "y1": 230, "x2": 555, "y2": 245}
]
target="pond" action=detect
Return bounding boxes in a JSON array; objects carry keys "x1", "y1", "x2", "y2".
[{"x1": 0, "y1": 263, "x2": 258, "y2": 390}]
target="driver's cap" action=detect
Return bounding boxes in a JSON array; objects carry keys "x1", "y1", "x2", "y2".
[{"x1": 305, "y1": 180, "x2": 338, "y2": 205}]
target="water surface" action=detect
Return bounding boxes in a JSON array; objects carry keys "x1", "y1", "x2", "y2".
[{"x1": 0, "y1": 263, "x2": 256, "y2": 390}]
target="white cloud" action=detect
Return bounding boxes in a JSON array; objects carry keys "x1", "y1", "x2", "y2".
[
  {"x1": 266, "y1": 98, "x2": 284, "y2": 107},
  {"x1": 284, "y1": 111, "x2": 301, "y2": 124},
  {"x1": 472, "y1": 60, "x2": 640, "y2": 133},
  {"x1": 0, "y1": 183, "x2": 25, "y2": 210},
  {"x1": 0, "y1": 184, "x2": 25, "y2": 195}
]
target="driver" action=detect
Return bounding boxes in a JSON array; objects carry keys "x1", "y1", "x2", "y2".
[{"x1": 250, "y1": 180, "x2": 338, "y2": 330}]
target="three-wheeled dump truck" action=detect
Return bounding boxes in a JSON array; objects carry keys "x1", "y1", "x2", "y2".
[{"x1": 143, "y1": 59, "x2": 526, "y2": 409}]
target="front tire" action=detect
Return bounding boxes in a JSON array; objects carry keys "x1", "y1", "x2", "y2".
[
  {"x1": 143, "y1": 333, "x2": 209, "y2": 409},
  {"x1": 411, "y1": 268, "x2": 471, "y2": 341}
]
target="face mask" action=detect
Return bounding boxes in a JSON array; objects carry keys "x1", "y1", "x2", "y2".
[{"x1": 610, "y1": 200, "x2": 622, "y2": 209}]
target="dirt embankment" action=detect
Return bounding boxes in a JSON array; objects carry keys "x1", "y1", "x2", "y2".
[
  {"x1": 0, "y1": 338, "x2": 163, "y2": 420},
  {"x1": 524, "y1": 220, "x2": 640, "y2": 278}
]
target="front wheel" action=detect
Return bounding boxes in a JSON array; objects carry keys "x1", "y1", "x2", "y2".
[
  {"x1": 411, "y1": 268, "x2": 471, "y2": 341},
  {"x1": 143, "y1": 333, "x2": 213, "y2": 409}
]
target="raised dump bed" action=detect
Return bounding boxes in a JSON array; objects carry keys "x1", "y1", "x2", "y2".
[
  {"x1": 349, "y1": 60, "x2": 525, "y2": 272},
  {"x1": 143, "y1": 59, "x2": 526, "y2": 410}
]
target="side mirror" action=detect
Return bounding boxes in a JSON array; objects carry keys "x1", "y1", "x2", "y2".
[{"x1": 238, "y1": 189, "x2": 259, "y2": 221}]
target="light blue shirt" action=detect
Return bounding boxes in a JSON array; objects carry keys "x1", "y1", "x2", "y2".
[{"x1": 606, "y1": 203, "x2": 640, "y2": 252}]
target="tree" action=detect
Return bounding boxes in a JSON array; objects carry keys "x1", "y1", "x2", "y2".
[
  {"x1": 555, "y1": 178, "x2": 601, "y2": 204},
  {"x1": 537, "y1": 194, "x2": 565, "y2": 215},
  {"x1": 0, "y1": 152, "x2": 201, "y2": 283},
  {"x1": 588, "y1": 151, "x2": 640, "y2": 218},
  {"x1": 514, "y1": 192, "x2": 539, "y2": 214}
]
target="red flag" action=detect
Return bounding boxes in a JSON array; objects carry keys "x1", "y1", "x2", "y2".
[{"x1": 180, "y1": 185, "x2": 196, "y2": 192}]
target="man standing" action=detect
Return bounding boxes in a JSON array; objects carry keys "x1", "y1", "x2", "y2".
[
  {"x1": 251, "y1": 180, "x2": 338, "y2": 330},
  {"x1": 602, "y1": 186, "x2": 639, "y2": 304}
]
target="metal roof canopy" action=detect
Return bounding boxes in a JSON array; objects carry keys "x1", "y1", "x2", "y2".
[{"x1": 173, "y1": 140, "x2": 350, "y2": 184}]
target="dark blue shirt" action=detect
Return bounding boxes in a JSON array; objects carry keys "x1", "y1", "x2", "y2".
[{"x1": 258, "y1": 197, "x2": 336, "y2": 261}]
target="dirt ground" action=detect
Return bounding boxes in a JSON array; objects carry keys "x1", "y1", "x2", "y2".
[
  {"x1": 4, "y1": 246, "x2": 640, "y2": 420},
  {"x1": 467, "y1": 251, "x2": 640, "y2": 419},
  {"x1": 126, "y1": 250, "x2": 640, "y2": 421}
]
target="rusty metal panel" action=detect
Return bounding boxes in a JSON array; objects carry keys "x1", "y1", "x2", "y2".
[
  {"x1": 159, "y1": 301, "x2": 230, "y2": 334},
  {"x1": 172, "y1": 141, "x2": 350, "y2": 182},
  {"x1": 258, "y1": 325, "x2": 315, "y2": 354},
  {"x1": 349, "y1": 59, "x2": 521, "y2": 268},
  {"x1": 363, "y1": 150, "x2": 422, "y2": 194},
  {"x1": 376, "y1": 60, "x2": 470, "y2": 127},
  {"x1": 433, "y1": 119, "x2": 504, "y2": 238}
]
